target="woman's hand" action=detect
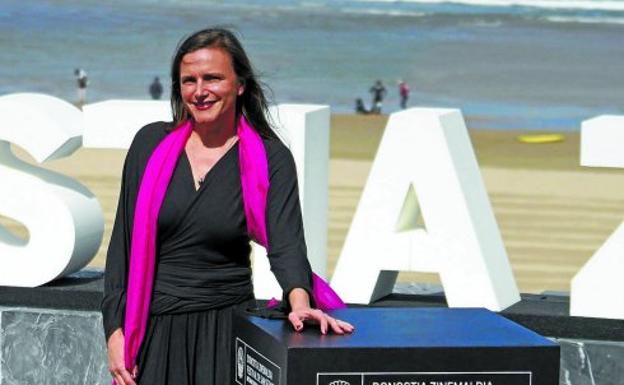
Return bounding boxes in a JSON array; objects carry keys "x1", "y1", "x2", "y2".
[
  {"x1": 107, "y1": 328, "x2": 138, "y2": 385},
  {"x1": 287, "y1": 288, "x2": 354, "y2": 335},
  {"x1": 288, "y1": 307, "x2": 354, "y2": 335}
]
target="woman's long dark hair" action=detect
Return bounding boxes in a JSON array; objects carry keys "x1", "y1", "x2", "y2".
[{"x1": 170, "y1": 27, "x2": 276, "y2": 138}]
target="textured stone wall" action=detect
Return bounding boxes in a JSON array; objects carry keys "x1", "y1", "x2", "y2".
[
  {"x1": 0, "y1": 307, "x2": 108, "y2": 385},
  {"x1": 559, "y1": 338, "x2": 624, "y2": 385}
]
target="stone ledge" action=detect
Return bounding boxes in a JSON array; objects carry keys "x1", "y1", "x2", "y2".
[
  {"x1": 0, "y1": 269, "x2": 103, "y2": 312},
  {"x1": 375, "y1": 291, "x2": 624, "y2": 342},
  {"x1": 1, "y1": 272, "x2": 622, "y2": 342}
]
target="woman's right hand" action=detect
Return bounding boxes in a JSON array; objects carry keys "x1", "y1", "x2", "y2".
[{"x1": 107, "y1": 328, "x2": 138, "y2": 385}]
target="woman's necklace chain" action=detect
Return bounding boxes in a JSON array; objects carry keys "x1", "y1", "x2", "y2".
[{"x1": 196, "y1": 135, "x2": 238, "y2": 186}]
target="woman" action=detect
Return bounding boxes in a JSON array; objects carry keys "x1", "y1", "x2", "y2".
[{"x1": 102, "y1": 28, "x2": 353, "y2": 385}]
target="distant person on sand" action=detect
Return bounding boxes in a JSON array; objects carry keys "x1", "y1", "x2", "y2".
[
  {"x1": 398, "y1": 79, "x2": 409, "y2": 109},
  {"x1": 355, "y1": 98, "x2": 369, "y2": 114},
  {"x1": 149, "y1": 76, "x2": 163, "y2": 100},
  {"x1": 74, "y1": 68, "x2": 88, "y2": 106},
  {"x1": 369, "y1": 79, "x2": 386, "y2": 114}
]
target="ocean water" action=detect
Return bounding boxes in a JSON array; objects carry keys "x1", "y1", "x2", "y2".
[{"x1": 1, "y1": 0, "x2": 623, "y2": 130}]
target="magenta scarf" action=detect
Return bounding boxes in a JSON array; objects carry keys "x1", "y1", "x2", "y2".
[{"x1": 121, "y1": 116, "x2": 345, "y2": 373}]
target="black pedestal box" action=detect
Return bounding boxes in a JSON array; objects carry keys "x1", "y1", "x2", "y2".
[{"x1": 232, "y1": 307, "x2": 559, "y2": 385}]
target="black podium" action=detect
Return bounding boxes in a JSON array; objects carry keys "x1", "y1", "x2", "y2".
[{"x1": 232, "y1": 307, "x2": 559, "y2": 385}]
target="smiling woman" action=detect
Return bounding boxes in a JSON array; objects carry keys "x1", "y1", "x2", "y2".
[
  {"x1": 178, "y1": 48, "x2": 244, "y2": 189},
  {"x1": 101, "y1": 27, "x2": 352, "y2": 385},
  {"x1": 179, "y1": 48, "x2": 243, "y2": 128}
]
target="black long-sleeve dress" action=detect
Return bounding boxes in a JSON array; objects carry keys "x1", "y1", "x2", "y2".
[{"x1": 101, "y1": 121, "x2": 314, "y2": 385}]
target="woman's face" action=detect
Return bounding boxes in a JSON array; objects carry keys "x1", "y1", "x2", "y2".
[{"x1": 179, "y1": 47, "x2": 244, "y2": 128}]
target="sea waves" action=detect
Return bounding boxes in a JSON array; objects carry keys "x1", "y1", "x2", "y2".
[
  {"x1": 351, "y1": 0, "x2": 624, "y2": 12},
  {"x1": 337, "y1": 0, "x2": 624, "y2": 25}
]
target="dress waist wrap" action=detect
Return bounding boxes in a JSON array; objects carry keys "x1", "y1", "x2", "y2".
[{"x1": 150, "y1": 264, "x2": 254, "y2": 315}]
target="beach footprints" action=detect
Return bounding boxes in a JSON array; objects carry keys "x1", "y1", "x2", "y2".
[{"x1": 0, "y1": 93, "x2": 103, "y2": 287}]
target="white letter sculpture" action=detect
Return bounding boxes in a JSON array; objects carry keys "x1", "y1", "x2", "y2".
[
  {"x1": 83, "y1": 100, "x2": 171, "y2": 149},
  {"x1": 580, "y1": 115, "x2": 624, "y2": 169},
  {"x1": 252, "y1": 104, "x2": 330, "y2": 300},
  {"x1": 0, "y1": 93, "x2": 104, "y2": 287},
  {"x1": 571, "y1": 115, "x2": 624, "y2": 319},
  {"x1": 331, "y1": 108, "x2": 520, "y2": 310}
]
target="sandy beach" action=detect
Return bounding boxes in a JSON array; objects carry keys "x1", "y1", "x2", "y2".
[
  {"x1": 330, "y1": 114, "x2": 624, "y2": 293},
  {"x1": 3, "y1": 113, "x2": 623, "y2": 294}
]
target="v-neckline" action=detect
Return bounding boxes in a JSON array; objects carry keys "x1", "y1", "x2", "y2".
[{"x1": 183, "y1": 141, "x2": 239, "y2": 193}]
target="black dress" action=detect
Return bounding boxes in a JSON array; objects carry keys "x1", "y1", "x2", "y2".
[{"x1": 101, "y1": 121, "x2": 314, "y2": 385}]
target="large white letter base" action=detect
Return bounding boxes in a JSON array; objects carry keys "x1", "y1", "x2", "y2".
[
  {"x1": 331, "y1": 108, "x2": 520, "y2": 310},
  {"x1": 0, "y1": 93, "x2": 104, "y2": 287},
  {"x1": 252, "y1": 104, "x2": 330, "y2": 300},
  {"x1": 82, "y1": 100, "x2": 171, "y2": 149},
  {"x1": 571, "y1": 115, "x2": 624, "y2": 319}
]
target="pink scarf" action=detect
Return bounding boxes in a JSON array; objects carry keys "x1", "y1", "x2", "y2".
[{"x1": 121, "y1": 116, "x2": 345, "y2": 373}]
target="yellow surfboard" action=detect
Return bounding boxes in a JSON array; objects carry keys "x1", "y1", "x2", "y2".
[{"x1": 516, "y1": 133, "x2": 565, "y2": 144}]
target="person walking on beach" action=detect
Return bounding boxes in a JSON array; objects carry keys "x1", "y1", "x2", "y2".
[
  {"x1": 74, "y1": 68, "x2": 88, "y2": 106},
  {"x1": 149, "y1": 76, "x2": 163, "y2": 100},
  {"x1": 369, "y1": 79, "x2": 387, "y2": 114},
  {"x1": 398, "y1": 79, "x2": 409, "y2": 109}
]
